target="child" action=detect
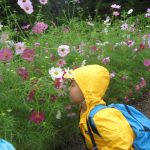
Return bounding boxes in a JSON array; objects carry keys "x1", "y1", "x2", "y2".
[{"x1": 64, "y1": 64, "x2": 135, "y2": 150}]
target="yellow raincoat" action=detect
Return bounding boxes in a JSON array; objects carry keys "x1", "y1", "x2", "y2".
[{"x1": 64, "y1": 64, "x2": 135, "y2": 150}]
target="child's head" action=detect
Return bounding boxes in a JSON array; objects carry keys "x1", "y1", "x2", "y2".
[
  {"x1": 69, "y1": 79, "x2": 85, "y2": 104},
  {"x1": 64, "y1": 64, "x2": 110, "y2": 109}
]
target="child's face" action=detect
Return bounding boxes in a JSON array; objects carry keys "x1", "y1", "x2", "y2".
[{"x1": 69, "y1": 80, "x2": 84, "y2": 104}]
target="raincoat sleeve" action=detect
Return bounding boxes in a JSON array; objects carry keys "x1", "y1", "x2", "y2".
[{"x1": 93, "y1": 108, "x2": 134, "y2": 150}]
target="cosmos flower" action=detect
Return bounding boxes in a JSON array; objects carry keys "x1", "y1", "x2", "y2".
[
  {"x1": 110, "y1": 72, "x2": 116, "y2": 78},
  {"x1": 0, "y1": 48, "x2": 13, "y2": 62},
  {"x1": 48, "y1": 67, "x2": 64, "y2": 80},
  {"x1": 17, "y1": 67, "x2": 29, "y2": 80},
  {"x1": 121, "y1": 23, "x2": 128, "y2": 30},
  {"x1": 30, "y1": 111, "x2": 45, "y2": 124},
  {"x1": 102, "y1": 57, "x2": 110, "y2": 64},
  {"x1": 17, "y1": 0, "x2": 34, "y2": 14},
  {"x1": 57, "y1": 45, "x2": 70, "y2": 57},
  {"x1": 113, "y1": 11, "x2": 120, "y2": 16},
  {"x1": 32, "y1": 22, "x2": 48, "y2": 34},
  {"x1": 126, "y1": 40, "x2": 135, "y2": 47},
  {"x1": 21, "y1": 49, "x2": 35, "y2": 61},
  {"x1": 111, "y1": 4, "x2": 121, "y2": 9},
  {"x1": 15, "y1": 42, "x2": 26, "y2": 55},
  {"x1": 39, "y1": 0, "x2": 48, "y2": 5},
  {"x1": 56, "y1": 59, "x2": 66, "y2": 67},
  {"x1": 27, "y1": 89, "x2": 36, "y2": 100},
  {"x1": 127, "y1": 9, "x2": 133, "y2": 15}
]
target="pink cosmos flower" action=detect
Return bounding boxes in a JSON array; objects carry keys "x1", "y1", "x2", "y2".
[
  {"x1": 145, "y1": 13, "x2": 150, "y2": 18},
  {"x1": 18, "y1": 0, "x2": 34, "y2": 14},
  {"x1": 15, "y1": 42, "x2": 26, "y2": 55},
  {"x1": 21, "y1": 49, "x2": 35, "y2": 61},
  {"x1": 110, "y1": 72, "x2": 116, "y2": 78},
  {"x1": 140, "y1": 77, "x2": 146, "y2": 88},
  {"x1": 121, "y1": 23, "x2": 128, "y2": 30},
  {"x1": 56, "y1": 59, "x2": 66, "y2": 67},
  {"x1": 102, "y1": 57, "x2": 110, "y2": 64},
  {"x1": 30, "y1": 111, "x2": 45, "y2": 124},
  {"x1": 32, "y1": 22, "x2": 48, "y2": 34},
  {"x1": 39, "y1": 0, "x2": 48, "y2": 5},
  {"x1": 111, "y1": 4, "x2": 121, "y2": 9},
  {"x1": 17, "y1": 0, "x2": 31, "y2": 6},
  {"x1": 17, "y1": 67, "x2": 29, "y2": 80},
  {"x1": 21, "y1": 24, "x2": 30, "y2": 30},
  {"x1": 126, "y1": 40, "x2": 135, "y2": 47},
  {"x1": 0, "y1": 48, "x2": 13, "y2": 62},
  {"x1": 57, "y1": 45, "x2": 70, "y2": 57},
  {"x1": 113, "y1": 11, "x2": 120, "y2": 16},
  {"x1": 34, "y1": 42, "x2": 40, "y2": 47}
]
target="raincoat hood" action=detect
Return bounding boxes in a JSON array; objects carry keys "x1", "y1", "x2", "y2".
[{"x1": 64, "y1": 64, "x2": 110, "y2": 112}]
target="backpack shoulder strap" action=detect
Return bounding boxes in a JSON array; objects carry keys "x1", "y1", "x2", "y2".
[{"x1": 88, "y1": 104, "x2": 107, "y2": 136}]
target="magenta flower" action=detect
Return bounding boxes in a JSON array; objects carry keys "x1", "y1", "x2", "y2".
[
  {"x1": 0, "y1": 48, "x2": 13, "y2": 62},
  {"x1": 126, "y1": 40, "x2": 135, "y2": 47},
  {"x1": 32, "y1": 22, "x2": 48, "y2": 34},
  {"x1": 56, "y1": 59, "x2": 66, "y2": 67},
  {"x1": 143, "y1": 59, "x2": 150, "y2": 66},
  {"x1": 27, "y1": 89, "x2": 36, "y2": 100},
  {"x1": 54, "y1": 78, "x2": 63, "y2": 89},
  {"x1": 15, "y1": 42, "x2": 26, "y2": 55},
  {"x1": 39, "y1": 0, "x2": 48, "y2": 5},
  {"x1": 21, "y1": 49, "x2": 35, "y2": 61},
  {"x1": 17, "y1": 67, "x2": 29, "y2": 80},
  {"x1": 102, "y1": 57, "x2": 110, "y2": 64},
  {"x1": 30, "y1": 111, "x2": 45, "y2": 124},
  {"x1": 57, "y1": 45, "x2": 70, "y2": 57},
  {"x1": 113, "y1": 11, "x2": 120, "y2": 16}
]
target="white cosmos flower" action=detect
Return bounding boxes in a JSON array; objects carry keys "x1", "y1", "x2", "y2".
[
  {"x1": 48, "y1": 67, "x2": 64, "y2": 80},
  {"x1": 127, "y1": 9, "x2": 133, "y2": 15}
]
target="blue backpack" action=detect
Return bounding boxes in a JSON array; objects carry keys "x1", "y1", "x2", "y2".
[
  {"x1": 88, "y1": 104, "x2": 150, "y2": 150},
  {"x1": 0, "y1": 139, "x2": 15, "y2": 150}
]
